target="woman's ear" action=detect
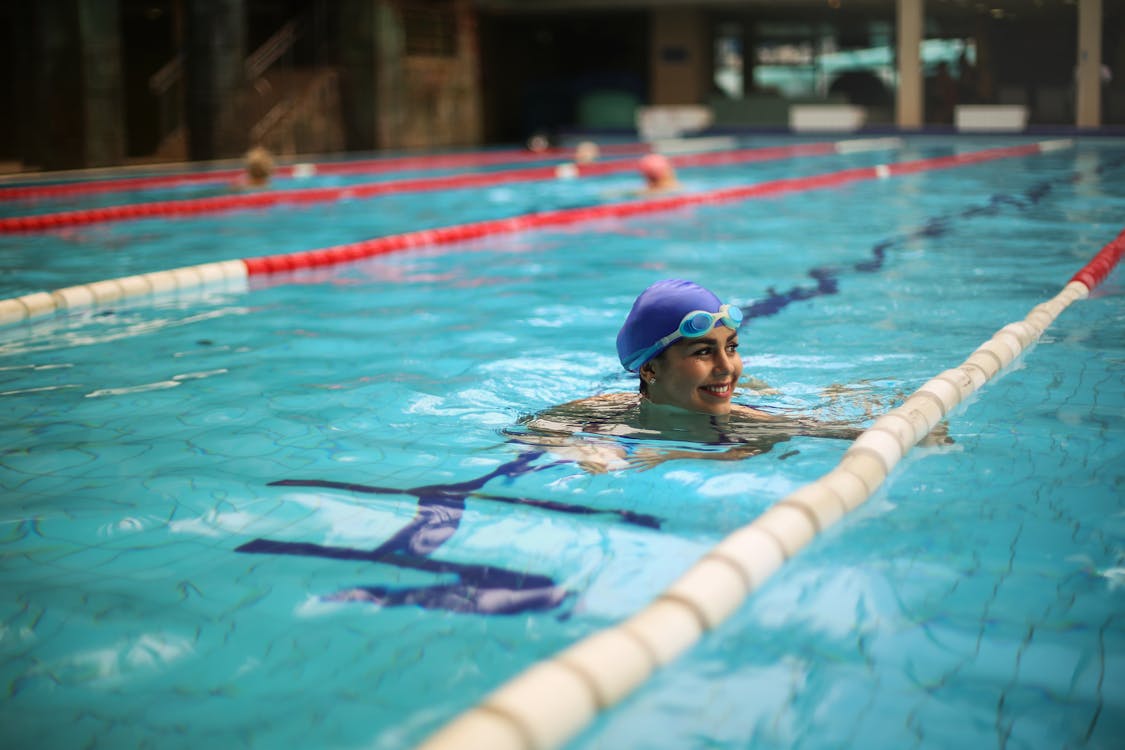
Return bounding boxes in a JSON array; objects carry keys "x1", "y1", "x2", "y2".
[{"x1": 639, "y1": 361, "x2": 657, "y2": 384}]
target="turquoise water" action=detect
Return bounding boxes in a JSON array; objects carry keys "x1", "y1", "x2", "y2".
[{"x1": 0, "y1": 137, "x2": 1122, "y2": 749}]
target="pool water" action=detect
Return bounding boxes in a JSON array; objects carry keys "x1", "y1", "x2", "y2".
[{"x1": 0, "y1": 136, "x2": 1122, "y2": 749}]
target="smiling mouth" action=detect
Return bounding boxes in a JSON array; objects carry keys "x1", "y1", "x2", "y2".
[{"x1": 700, "y1": 382, "x2": 732, "y2": 398}]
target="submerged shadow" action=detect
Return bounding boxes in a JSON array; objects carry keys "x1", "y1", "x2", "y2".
[{"x1": 236, "y1": 450, "x2": 661, "y2": 615}]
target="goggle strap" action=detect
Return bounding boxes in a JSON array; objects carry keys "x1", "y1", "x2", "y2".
[{"x1": 625, "y1": 304, "x2": 742, "y2": 371}]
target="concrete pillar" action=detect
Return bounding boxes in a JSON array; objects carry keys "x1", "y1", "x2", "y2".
[
  {"x1": 184, "y1": 0, "x2": 246, "y2": 161},
  {"x1": 337, "y1": 0, "x2": 408, "y2": 151},
  {"x1": 650, "y1": 6, "x2": 708, "y2": 105},
  {"x1": 337, "y1": 0, "x2": 381, "y2": 152},
  {"x1": 78, "y1": 0, "x2": 126, "y2": 167},
  {"x1": 896, "y1": 0, "x2": 923, "y2": 129},
  {"x1": 374, "y1": 1, "x2": 407, "y2": 149},
  {"x1": 1076, "y1": 0, "x2": 1102, "y2": 128}
]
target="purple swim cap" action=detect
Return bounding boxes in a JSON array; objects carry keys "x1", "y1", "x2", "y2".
[{"x1": 616, "y1": 279, "x2": 727, "y2": 372}]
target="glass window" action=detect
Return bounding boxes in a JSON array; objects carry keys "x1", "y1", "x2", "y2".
[{"x1": 713, "y1": 22, "x2": 744, "y2": 99}]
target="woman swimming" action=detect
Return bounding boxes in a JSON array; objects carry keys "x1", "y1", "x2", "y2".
[{"x1": 510, "y1": 279, "x2": 883, "y2": 472}]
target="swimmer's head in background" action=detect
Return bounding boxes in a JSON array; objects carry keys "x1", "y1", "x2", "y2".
[
  {"x1": 526, "y1": 132, "x2": 552, "y2": 153},
  {"x1": 245, "y1": 146, "x2": 275, "y2": 183},
  {"x1": 638, "y1": 153, "x2": 673, "y2": 184},
  {"x1": 616, "y1": 279, "x2": 744, "y2": 372},
  {"x1": 575, "y1": 141, "x2": 599, "y2": 164}
]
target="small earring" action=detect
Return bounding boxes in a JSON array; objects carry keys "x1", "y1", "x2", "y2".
[{"x1": 648, "y1": 377, "x2": 656, "y2": 385}]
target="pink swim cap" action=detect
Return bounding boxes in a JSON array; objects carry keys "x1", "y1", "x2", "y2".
[{"x1": 638, "y1": 153, "x2": 672, "y2": 182}]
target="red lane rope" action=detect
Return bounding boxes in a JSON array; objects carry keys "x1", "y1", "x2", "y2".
[
  {"x1": 1071, "y1": 227, "x2": 1125, "y2": 291},
  {"x1": 0, "y1": 143, "x2": 651, "y2": 202},
  {"x1": 242, "y1": 142, "x2": 1049, "y2": 277},
  {"x1": 0, "y1": 142, "x2": 855, "y2": 233}
]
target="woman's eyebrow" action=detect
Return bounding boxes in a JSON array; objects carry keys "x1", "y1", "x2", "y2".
[
  {"x1": 682, "y1": 334, "x2": 728, "y2": 348},
  {"x1": 690, "y1": 329, "x2": 739, "y2": 344}
]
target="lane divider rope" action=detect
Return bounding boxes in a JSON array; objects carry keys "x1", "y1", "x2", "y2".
[
  {"x1": 413, "y1": 228, "x2": 1124, "y2": 750},
  {"x1": 0, "y1": 261, "x2": 250, "y2": 328},
  {"x1": 0, "y1": 138, "x2": 904, "y2": 233},
  {"x1": 0, "y1": 140, "x2": 1069, "y2": 329}
]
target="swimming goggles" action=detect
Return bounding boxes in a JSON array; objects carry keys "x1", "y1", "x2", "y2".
[{"x1": 625, "y1": 303, "x2": 744, "y2": 371}]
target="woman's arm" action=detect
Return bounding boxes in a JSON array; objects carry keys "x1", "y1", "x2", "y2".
[
  {"x1": 624, "y1": 443, "x2": 763, "y2": 472},
  {"x1": 731, "y1": 403, "x2": 951, "y2": 445},
  {"x1": 508, "y1": 432, "x2": 630, "y2": 474},
  {"x1": 510, "y1": 394, "x2": 642, "y2": 473},
  {"x1": 731, "y1": 403, "x2": 863, "y2": 440}
]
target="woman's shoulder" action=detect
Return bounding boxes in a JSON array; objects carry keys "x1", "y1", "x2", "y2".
[
  {"x1": 730, "y1": 402, "x2": 783, "y2": 421},
  {"x1": 519, "y1": 392, "x2": 641, "y2": 435},
  {"x1": 532, "y1": 392, "x2": 641, "y2": 420},
  {"x1": 568, "y1": 392, "x2": 641, "y2": 409}
]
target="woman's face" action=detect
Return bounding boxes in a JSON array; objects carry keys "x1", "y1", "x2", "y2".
[{"x1": 642, "y1": 326, "x2": 742, "y2": 415}]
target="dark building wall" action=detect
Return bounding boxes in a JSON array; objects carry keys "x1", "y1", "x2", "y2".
[
  {"x1": 478, "y1": 10, "x2": 649, "y2": 144},
  {"x1": 121, "y1": 1, "x2": 180, "y2": 158},
  {"x1": 976, "y1": 4, "x2": 1124, "y2": 125},
  {"x1": 0, "y1": 4, "x2": 23, "y2": 166},
  {"x1": 29, "y1": 2, "x2": 84, "y2": 170},
  {"x1": 7, "y1": 0, "x2": 125, "y2": 171},
  {"x1": 3, "y1": 0, "x2": 1122, "y2": 173}
]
